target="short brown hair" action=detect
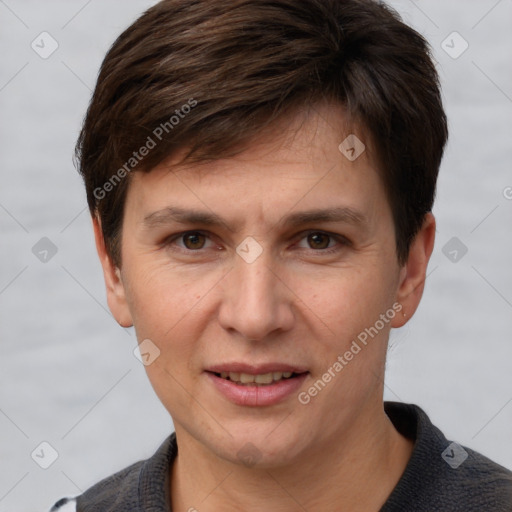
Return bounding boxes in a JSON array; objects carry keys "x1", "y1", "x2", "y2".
[{"x1": 76, "y1": 0, "x2": 448, "y2": 267}]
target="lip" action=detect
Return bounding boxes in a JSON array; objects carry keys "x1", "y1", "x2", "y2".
[
  {"x1": 206, "y1": 362, "x2": 309, "y2": 374},
  {"x1": 205, "y1": 369, "x2": 309, "y2": 407}
]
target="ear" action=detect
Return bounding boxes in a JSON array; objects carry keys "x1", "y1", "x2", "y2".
[
  {"x1": 92, "y1": 214, "x2": 133, "y2": 328},
  {"x1": 391, "y1": 213, "x2": 436, "y2": 328}
]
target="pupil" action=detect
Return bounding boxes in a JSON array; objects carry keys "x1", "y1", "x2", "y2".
[
  {"x1": 309, "y1": 233, "x2": 329, "y2": 249},
  {"x1": 184, "y1": 233, "x2": 205, "y2": 249}
]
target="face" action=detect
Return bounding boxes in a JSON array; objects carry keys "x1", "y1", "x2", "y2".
[{"x1": 95, "y1": 102, "x2": 433, "y2": 468}]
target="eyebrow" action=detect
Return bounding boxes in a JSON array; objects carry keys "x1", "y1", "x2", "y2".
[{"x1": 142, "y1": 206, "x2": 368, "y2": 232}]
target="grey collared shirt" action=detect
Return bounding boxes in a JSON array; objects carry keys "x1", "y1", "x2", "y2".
[{"x1": 50, "y1": 402, "x2": 512, "y2": 511}]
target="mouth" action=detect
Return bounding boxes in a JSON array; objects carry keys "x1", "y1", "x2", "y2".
[
  {"x1": 210, "y1": 370, "x2": 306, "y2": 386},
  {"x1": 204, "y1": 364, "x2": 309, "y2": 406}
]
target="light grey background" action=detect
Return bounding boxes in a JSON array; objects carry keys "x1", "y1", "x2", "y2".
[{"x1": 0, "y1": 1, "x2": 511, "y2": 510}]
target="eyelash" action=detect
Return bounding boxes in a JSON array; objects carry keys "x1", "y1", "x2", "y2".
[{"x1": 163, "y1": 230, "x2": 351, "y2": 255}]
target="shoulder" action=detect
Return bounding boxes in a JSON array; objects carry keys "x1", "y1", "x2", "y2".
[
  {"x1": 50, "y1": 498, "x2": 77, "y2": 512},
  {"x1": 441, "y1": 442, "x2": 512, "y2": 508},
  {"x1": 49, "y1": 434, "x2": 177, "y2": 512},
  {"x1": 48, "y1": 459, "x2": 143, "y2": 512},
  {"x1": 383, "y1": 402, "x2": 512, "y2": 511}
]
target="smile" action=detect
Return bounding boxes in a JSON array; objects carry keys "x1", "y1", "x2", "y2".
[
  {"x1": 215, "y1": 371, "x2": 297, "y2": 385},
  {"x1": 206, "y1": 370, "x2": 309, "y2": 406}
]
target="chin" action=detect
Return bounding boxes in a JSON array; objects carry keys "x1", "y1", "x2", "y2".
[{"x1": 211, "y1": 426, "x2": 309, "y2": 469}]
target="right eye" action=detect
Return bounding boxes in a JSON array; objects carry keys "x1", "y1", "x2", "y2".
[{"x1": 164, "y1": 231, "x2": 216, "y2": 251}]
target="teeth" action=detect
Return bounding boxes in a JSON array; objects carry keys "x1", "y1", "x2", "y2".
[
  {"x1": 219, "y1": 371, "x2": 296, "y2": 385},
  {"x1": 254, "y1": 373, "x2": 273, "y2": 384},
  {"x1": 240, "y1": 373, "x2": 255, "y2": 384}
]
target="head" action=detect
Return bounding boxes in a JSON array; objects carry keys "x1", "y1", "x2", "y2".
[{"x1": 80, "y1": 0, "x2": 447, "y2": 467}]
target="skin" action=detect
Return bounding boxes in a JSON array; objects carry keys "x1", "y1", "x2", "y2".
[{"x1": 93, "y1": 102, "x2": 435, "y2": 511}]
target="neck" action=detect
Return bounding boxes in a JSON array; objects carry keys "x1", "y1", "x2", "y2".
[{"x1": 171, "y1": 401, "x2": 413, "y2": 512}]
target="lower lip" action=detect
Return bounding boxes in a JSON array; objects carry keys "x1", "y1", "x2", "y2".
[{"x1": 206, "y1": 372, "x2": 308, "y2": 407}]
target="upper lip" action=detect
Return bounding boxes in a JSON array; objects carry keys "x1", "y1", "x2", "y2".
[{"x1": 206, "y1": 363, "x2": 309, "y2": 375}]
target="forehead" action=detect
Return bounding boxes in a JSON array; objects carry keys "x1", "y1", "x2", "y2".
[{"x1": 124, "y1": 102, "x2": 388, "y2": 228}]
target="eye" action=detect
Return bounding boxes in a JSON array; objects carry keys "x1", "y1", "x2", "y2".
[
  {"x1": 296, "y1": 231, "x2": 348, "y2": 253},
  {"x1": 305, "y1": 232, "x2": 332, "y2": 250},
  {"x1": 182, "y1": 232, "x2": 207, "y2": 250},
  {"x1": 166, "y1": 231, "x2": 216, "y2": 251}
]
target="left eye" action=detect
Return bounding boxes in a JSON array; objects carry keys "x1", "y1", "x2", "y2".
[
  {"x1": 304, "y1": 232, "x2": 332, "y2": 250},
  {"x1": 297, "y1": 232, "x2": 342, "y2": 251}
]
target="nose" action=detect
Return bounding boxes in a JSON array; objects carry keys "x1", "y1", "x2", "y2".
[{"x1": 217, "y1": 250, "x2": 295, "y2": 341}]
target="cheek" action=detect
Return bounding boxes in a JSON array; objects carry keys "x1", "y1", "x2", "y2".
[
  {"x1": 128, "y1": 265, "x2": 217, "y2": 408},
  {"x1": 127, "y1": 261, "x2": 211, "y2": 328},
  {"x1": 296, "y1": 262, "x2": 397, "y2": 341},
  {"x1": 125, "y1": 261, "x2": 229, "y2": 369}
]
